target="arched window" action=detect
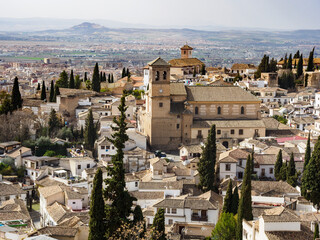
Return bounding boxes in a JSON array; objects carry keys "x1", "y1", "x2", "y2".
[
  {"x1": 195, "y1": 106, "x2": 199, "y2": 115},
  {"x1": 217, "y1": 106, "x2": 221, "y2": 115},
  {"x1": 155, "y1": 71, "x2": 159, "y2": 81},
  {"x1": 241, "y1": 106, "x2": 245, "y2": 115},
  {"x1": 163, "y1": 71, "x2": 167, "y2": 80}
]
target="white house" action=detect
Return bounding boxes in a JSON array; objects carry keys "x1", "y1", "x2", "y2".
[
  {"x1": 218, "y1": 149, "x2": 276, "y2": 180},
  {"x1": 0, "y1": 183, "x2": 26, "y2": 204},
  {"x1": 243, "y1": 206, "x2": 313, "y2": 240},
  {"x1": 59, "y1": 157, "x2": 96, "y2": 178},
  {"x1": 146, "y1": 191, "x2": 222, "y2": 227}
]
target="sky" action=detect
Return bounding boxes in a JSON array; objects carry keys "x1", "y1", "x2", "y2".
[{"x1": 0, "y1": 0, "x2": 319, "y2": 30}]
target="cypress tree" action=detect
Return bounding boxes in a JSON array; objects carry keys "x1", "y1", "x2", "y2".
[
  {"x1": 287, "y1": 152, "x2": 297, "y2": 187},
  {"x1": 236, "y1": 154, "x2": 253, "y2": 240},
  {"x1": 283, "y1": 53, "x2": 288, "y2": 69},
  {"x1": 108, "y1": 74, "x2": 111, "y2": 83},
  {"x1": 80, "y1": 125, "x2": 84, "y2": 139},
  {"x1": 122, "y1": 67, "x2": 126, "y2": 78},
  {"x1": 53, "y1": 85, "x2": 60, "y2": 102},
  {"x1": 104, "y1": 95, "x2": 135, "y2": 238},
  {"x1": 314, "y1": 223, "x2": 319, "y2": 240},
  {"x1": 294, "y1": 50, "x2": 300, "y2": 59},
  {"x1": 103, "y1": 72, "x2": 106, "y2": 82},
  {"x1": 305, "y1": 132, "x2": 311, "y2": 169},
  {"x1": 201, "y1": 65, "x2": 206, "y2": 75},
  {"x1": 111, "y1": 74, "x2": 114, "y2": 83},
  {"x1": 41, "y1": 81, "x2": 46, "y2": 100},
  {"x1": 302, "y1": 136, "x2": 320, "y2": 209},
  {"x1": 11, "y1": 76, "x2": 23, "y2": 110},
  {"x1": 48, "y1": 108, "x2": 60, "y2": 137},
  {"x1": 126, "y1": 68, "x2": 130, "y2": 79},
  {"x1": 279, "y1": 161, "x2": 287, "y2": 181},
  {"x1": 152, "y1": 208, "x2": 165, "y2": 240},
  {"x1": 75, "y1": 75, "x2": 81, "y2": 89},
  {"x1": 274, "y1": 150, "x2": 283, "y2": 181},
  {"x1": 287, "y1": 152, "x2": 296, "y2": 178},
  {"x1": 222, "y1": 179, "x2": 233, "y2": 213},
  {"x1": 270, "y1": 58, "x2": 277, "y2": 72},
  {"x1": 133, "y1": 205, "x2": 144, "y2": 224},
  {"x1": 231, "y1": 186, "x2": 239, "y2": 215},
  {"x1": 297, "y1": 54, "x2": 303, "y2": 78},
  {"x1": 37, "y1": 83, "x2": 40, "y2": 90},
  {"x1": 84, "y1": 72, "x2": 87, "y2": 82},
  {"x1": 49, "y1": 80, "x2": 55, "y2": 102},
  {"x1": 89, "y1": 168, "x2": 106, "y2": 240},
  {"x1": 198, "y1": 124, "x2": 216, "y2": 192},
  {"x1": 69, "y1": 69, "x2": 75, "y2": 88},
  {"x1": 84, "y1": 108, "x2": 96, "y2": 151},
  {"x1": 92, "y1": 63, "x2": 101, "y2": 92},
  {"x1": 287, "y1": 53, "x2": 292, "y2": 70},
  {"x1": 307, "y1": 49, "x2": 314, "y2": 71},
  {"x1": 56, "y1": 70, "x2": 68, "y2": 88}
]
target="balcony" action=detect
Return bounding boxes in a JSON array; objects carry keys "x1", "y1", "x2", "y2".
[
  {"x1": 191, "y1": 214, "x2": 208, "y2": 221},
  {"x1": 196, "y1": 134, "x2": 203, "y2": 139}
]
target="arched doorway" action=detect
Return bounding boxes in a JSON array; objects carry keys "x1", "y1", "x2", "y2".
[{"x1": 222, "y1": 141, "x2": 229, "y2": 149}]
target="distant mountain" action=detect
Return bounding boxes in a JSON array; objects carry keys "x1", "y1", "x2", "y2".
[{"x1": 70, "y1": 22, "x2": 107, "y2": 32}]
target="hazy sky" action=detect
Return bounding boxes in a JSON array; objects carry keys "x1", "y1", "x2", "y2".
[{"x1": 1, "y1": 0, "x2": 319, "y2": 30}]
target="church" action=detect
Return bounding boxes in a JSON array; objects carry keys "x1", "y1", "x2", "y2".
[{"x1": 138, "y1": 45, "x2": 266, "y2": 151}]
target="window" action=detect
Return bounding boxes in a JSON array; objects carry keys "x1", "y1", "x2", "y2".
[
  {"x1": 217, "y1": 130, "x2": 221, "y2": 134},
  {"x1": 241, "y1": 106, "x2": 245, "y2": 114},
  {"x1": 195, "y1": 106, "x2": 199, "y2": 115},
  {"x1": 5, "y1": 196, "x2": 9, "y2": 200},
  {"x1": 217, "y1": 106, "x2": 221, "y2": 115},
  {"x1": 169, "y1": 219, "x2": 173, "y2": 225},
  {"x1": 87, "y1": 164, "x2": 90, "y2": 168},
  {"x1": 159, "y1": 102, "x2": 163, "y2": 107},
  {"x1": 231, "y1": 129, "x2": 235, "y2": 135},
  {"x1": 261, "y1": 168, "x2": 265, "y2": 177},
  {"x1": 155, "y1": 71, "x2": 159, "y2": 81},
  {"x1": 239, "y1": 129, "x2": 243, "y2": 135},
  {"x1": 163, "y1": 71, "x2": 167, "y2": 80},
  {"x1": 225, "y1": 164, "x2": 231, "y2": 171},
  {"x1": 269, "y1": 168, "x2": 273, "y2": 174},
  {"x1": 166, "y1": 208, "x2": 170, "y2": 213},
  {"x1": 197, "y1": 130, "x2": 202, "y2": 138},
  {"x1": 172, "y1": 208, "x2": 177, "y2": 214},
  {"x1": 135, "y1": 182, "x2": 138, "y2": 187},
  {"x1": 177, "y1": 124, "x2": 180, "y2": 129},
  {"x1": 101, "y1": 146, "x2": 105, "y2": 150},
  {"x1": 72, "y1": 202, "x2": 76, "y2": 204},
  {"x1": 239, "y1": 160, "x2": 242, "y2": 166},
  {"x1": 238, "y1": 172, "x2": 243, "y2": 179},
  {"x1": 78, "y1": 165, "x2": 81, "y2": 170}
]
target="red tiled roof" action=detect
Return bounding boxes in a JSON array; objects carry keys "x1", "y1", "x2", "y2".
[{"x1": 276, "y1": 136, "x2": 307, "y2": 143}]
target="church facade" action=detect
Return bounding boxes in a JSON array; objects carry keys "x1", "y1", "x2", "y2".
[{"x1": 138, "y1": 47, "x2": 266, "y2": 151}]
